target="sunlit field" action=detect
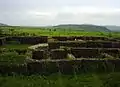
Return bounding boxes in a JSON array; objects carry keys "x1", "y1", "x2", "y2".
[{"x1": 1, "y1": 26, "x2": 120, "y2": 37}]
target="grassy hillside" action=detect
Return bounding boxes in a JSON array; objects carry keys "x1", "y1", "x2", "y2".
[
  {"x1": 106, "y1": 26, "x2": 120, "y2": 32},
  {"x1": 53, "y1": 24, "x2": 111, "y2": 32},
  {"x1": 0, "y1": 24, "x2": 111, "y2": 32}
]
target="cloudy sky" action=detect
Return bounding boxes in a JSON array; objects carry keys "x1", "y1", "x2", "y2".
[{"x1": 0, "y1": 0, "x2": 120, "y2": 26}]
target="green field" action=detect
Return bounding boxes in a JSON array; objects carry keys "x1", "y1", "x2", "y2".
[
  {"x1": 0, "y1": 72, "x2": 120, "y2": 87},
  {"x1": 12, "y1": 29, "x2": 112, "y2": 37},
  {"x1": 1, "y1": 26, "x2": 120, "y2": 37}
]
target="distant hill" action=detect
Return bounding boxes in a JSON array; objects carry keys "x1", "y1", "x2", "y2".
[
  {"x1": 0, "y1": 23, "x2": 8, "y2": 26},
  {"x1": 106, "y1": 26, "x2": 120, "y2": 32},
  {"x1": 53, "y1": 24, "x2": 111, "y2": 32}
]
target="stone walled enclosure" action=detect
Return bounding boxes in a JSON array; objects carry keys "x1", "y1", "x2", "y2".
[
  {"x1": 1, "y1": 36, "x2": 120, "y2": 74},
  {"x1": 31, "y1": 36, "x2": 120, "y2": 60}
]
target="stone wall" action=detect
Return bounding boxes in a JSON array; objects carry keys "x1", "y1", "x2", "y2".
[
  {"x1": 32, "y1": 50, "x2": 46, "y2": 60},
  {"x1": 50, "y1": 49, "x2": 67, "y2": 59},
  {"x1": 52, "y1": 36, "x2": 67, "y2": 41},
  {"x1": 75, "y1": 36, "x2": 109, "y2": 41},
  {"x1": 27, "y1": 59, "x2": 120, "y2": 74},
  {"x1": 101, "y1": 48, "x2": 120, "y2": 58},
  {"x1": 0, "y1": 64, "x2": 27, "y2": 75},
  {"x1": 71, "y1": 48, "x2": 100, "y2": 58},
  {"x1": 1, "y1": 59, "x2": 120, "y2": 74},
  {"x1": 0, "y1": 37, "x2": 6, "y2": 46},
  {"x1": 52, "y1": 36, "x2": 109, "y2": 41},
  {"x1": 6, "y1": 36, "x2": 48, "y2": 44},
  {"x1": 48, "y1": 41, "x2": 120, "y2": 49},
  {"x1": 48, "y1": 42, "x2": 60, "y2": 49}
]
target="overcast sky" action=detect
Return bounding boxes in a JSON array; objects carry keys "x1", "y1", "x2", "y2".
[{"x1": 0, "y1": 0, "x2": 120, "y2": 26}]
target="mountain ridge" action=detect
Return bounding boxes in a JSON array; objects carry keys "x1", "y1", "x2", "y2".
[
  {"x1": 53, "y1": 24, "x2": 111, "y2": 32},
  {"x1": 0, "y1": 23, "x2": 8, "y2": 26},
  {"x1": 2, "y1": 23, "x2": 120, "y2": 32}
]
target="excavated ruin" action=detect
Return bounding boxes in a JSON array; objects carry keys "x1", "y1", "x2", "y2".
[{"x1": 1, "y1": 36, "x2": 120, "y2": 74}]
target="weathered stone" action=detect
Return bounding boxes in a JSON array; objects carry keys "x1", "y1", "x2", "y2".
[
  {"x1": 45, "y1": 61, "x2": 59, "y2": 74},
  {"x1": 86, "y1": 41, "x2": 102, "y2": 48},
  {"x1": 32, "y1": 50, "x2": 45, "y2": 60},
  {"x1": 52, "y1": 36, "x2": 67, "y2": 41},
  {"x1": 71, "y1": 48, "x2": 100, "y2": 58},
  {"x1": 67, "y1": 36, "x2": 76, "y2": 41},
  {"x1": 102, "y1": 42, "x2": 112, "y2": 48},
  {"x1": 48, "y1": 41, "x2": 86, "y2": 50},
  {"x1": 112, "y1": 42, "x2": 120, "y2": 48},
  {"x1": 48, "y1": 42, "x2": 60, "y2": 49},
  {"x1": 48, "y1": 41, "x2": 120, "y2": 50},
  {"x1": 51, "y1": 36, "x2": 109, "y2": 41},
  {"x1": 0, "y1": 64, "x2": 27, "y2": 74},
  {"x1": 27, "y1": 62, "x2": 46, "y2": 74},
  {"x1": 50, "y1": 49, "x2": 67, "y2": 59},
  {"x1": 57, "y1": 60, "x2": 74, "y2": 74},
  {"x1": 102, "y1": 48, "x2": 120, "y2": 58},
  {"x1": 6, "y1": 36, "x2": 48, "y2": 44},
  {"x1": 1, "y1": 59, "x2": 120, "y2": 74},
  {"x1": 26, "y1": 59, "x2": 120, "y2": 74},
  {"x1": 73, "y1": 36, "x2": 108, "y2": 41}
]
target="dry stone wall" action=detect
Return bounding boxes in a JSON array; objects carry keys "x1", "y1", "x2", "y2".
[
  {"x1": 32, "y1": 50, "x2": 45, "y2": 60},
  {"x1": 27, "y1": 59, "x2": 120, "y2": 74},
  {"x1": 50, "y1": 49, "x2": 67, "y2": 59},
  {"x1": 52, "y1": 36, "x2": 109, "y2": 41},
  {"x1": 6, "y1": 36, "x2": 48, "y2": 44},
  {"x1": 71, "y1": 48, "x2": 100, "y2": 58}
]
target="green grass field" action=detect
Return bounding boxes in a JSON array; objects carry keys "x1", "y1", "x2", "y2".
[
  {"x1": 16, "y1": 28, "x2": 110, "y2": 37},
  {"x1": 0, "y1": 72, "x2": 120, "y2": 87},
  {"x1": 1, "y1": 26, "x2": 120, "y2": 37}
]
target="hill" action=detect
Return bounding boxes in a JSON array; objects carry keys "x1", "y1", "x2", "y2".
[
  {"x1": 106, "y1": 26, "x2": 120, "y2": 32},
  {"x1": 0, "y1": 23, "x2": 8, "y2": 26},
  {"x1": 53, "y1": 24, "x2": 111, "y2": 32}
]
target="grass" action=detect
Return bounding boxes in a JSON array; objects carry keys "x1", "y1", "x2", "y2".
[
  {"x1": 1, "y1": 26, "x2": 120, "y2": 37},
  {"x1": 0, "y1": 72, "x2": 120, "y2": 87},
  {"x1": 0, "y1": 44, "x2": 30, "y2": 64},
  {"x1": 9, "y1": 28, "x2": 120, "y2": 37},
  {"x1": 18, "y1": 29, "x2": 110, "y2": 37},
  {"x1": 0, "y1": 52, "x2": 26, "y2": 64}
]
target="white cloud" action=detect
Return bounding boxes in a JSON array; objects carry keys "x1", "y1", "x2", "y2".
[{"x1": 0, "y1": 5, "x2": 120, "y2": 26}]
